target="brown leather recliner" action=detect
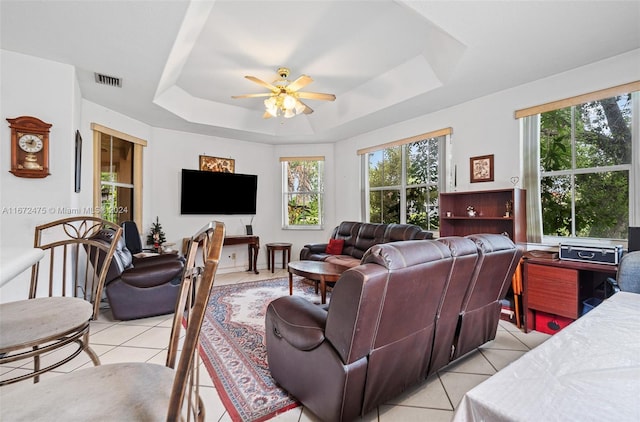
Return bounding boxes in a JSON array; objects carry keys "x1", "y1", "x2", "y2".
[
  {"x1": 265, "y1": 240, "x2": 454, "y2": 421},
  {"x1": 452, "y1": 234, "x2": 523, "y2": 360},
  {"x1": 92, "y1": 229, "x2": 185, "y2": 320},
  {"x1": 427, "y1": 236, "x2": 479, "y2": 376}
]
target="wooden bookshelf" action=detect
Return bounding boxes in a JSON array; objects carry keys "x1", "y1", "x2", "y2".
[{"x1": 439, "y1": 188, "x2": 527, "y2": 243}]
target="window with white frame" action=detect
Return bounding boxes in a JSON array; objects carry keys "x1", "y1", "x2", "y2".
[
  {"x1": 519, "y1": 83, "x2": 638, "y2": 242},
  {"x1": 281, "y1": 156, "x2": 324, "y2": 229},
  {"x1": 360, "y1": 129, "x2": 449, "y2": 230}
]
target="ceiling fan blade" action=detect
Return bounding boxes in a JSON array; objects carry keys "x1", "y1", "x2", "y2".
[
  {"x1": 297, "y1": 91, "x2": 336, "y2": 101},
  {"x1": 286, "y1": 75, "x2": 313, "y2": 92},
  {"x1": 298, "y1": 100, "x2": 314, "y2": 114},
  {"x1": 231, "y1": 93, "x2": 273, "y2": 99},
  {"x1": 245, "y1": 75, "x2": 280, "y2": 93}
]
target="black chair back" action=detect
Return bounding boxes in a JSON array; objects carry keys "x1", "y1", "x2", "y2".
[
  {"x1": 628, "y1": 227, "x2": 640, "y2": 252},
  {"x1": 122, "y1": 221, "x2": 144, "y2": 254}
]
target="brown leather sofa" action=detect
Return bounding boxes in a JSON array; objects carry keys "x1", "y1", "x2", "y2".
[
  {"x1": 299, "y1": 221, "x2": 434, "y2": 267},
  {"x1": 265, "y1": 234, "x2": 522, "y2": 421}
]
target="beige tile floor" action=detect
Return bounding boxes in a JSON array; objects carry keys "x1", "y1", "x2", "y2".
[{"x1": 0, "y1": 268, "x2": 551, "y2": 421}]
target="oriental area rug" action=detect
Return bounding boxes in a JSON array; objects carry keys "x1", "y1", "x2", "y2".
[{"x1": 198, "y1": 276, "x2": 326, "y2": 422}]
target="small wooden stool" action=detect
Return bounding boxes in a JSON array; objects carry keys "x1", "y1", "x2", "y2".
[{"x1": 266, "y1": 242, "x2": 292, "y2": 273}]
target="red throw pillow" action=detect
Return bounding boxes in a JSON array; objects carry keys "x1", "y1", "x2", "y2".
[{"x1": 325, "y1": 239, "x2": 344, "y2": 255}]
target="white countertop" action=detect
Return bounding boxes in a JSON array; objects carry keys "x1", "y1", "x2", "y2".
[{"x1": 0, "y1": 247, "x2": 45, "y2": 287}]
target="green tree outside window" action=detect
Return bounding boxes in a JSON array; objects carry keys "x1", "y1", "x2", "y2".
[
  {"x1": 367, "y1": 136, "x2": 443, "y2": 230},
  {"x1": 283, "y1": 159, "x2": 324, "y2": 228},
  {"x1": 540, "y1": 94, "x2": 632, "y2": 239}
]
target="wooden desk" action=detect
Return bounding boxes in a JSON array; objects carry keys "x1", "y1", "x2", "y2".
[
  {"x1": 224, "y1": 235, "x2": 259, "y2": 274},
  {"x1": 523, "y1": 257, "x2": 617, "y2": 332}
]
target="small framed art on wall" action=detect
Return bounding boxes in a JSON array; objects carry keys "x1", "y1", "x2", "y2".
[
  {"x1": 199, "y1": 155, "x2": 235, "y2": 173},
  {"x1": 470, "y1": 154, "x2": 494, "y2": 183}
]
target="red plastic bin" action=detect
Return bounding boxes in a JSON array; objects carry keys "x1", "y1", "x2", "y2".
[{"x1": 534, "y1": 311, "x2": 573, "y2": 335}]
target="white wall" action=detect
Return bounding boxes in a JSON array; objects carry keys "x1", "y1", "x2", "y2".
[
  {"x1": 148, "y1": 128, "x2": 271, "y2": 271},
  {"x1": 144, "y1": 130, "x2": 337, "y2": 272},
  {"x1": 1, "y1": 50, "x2": 80, "y2": 302},
  {"x1": 334, "y1": 49, "x2": 640, "y2": 221},
  {"x1": 2, "y1": 47, "x2": 638, "y2": 302}
]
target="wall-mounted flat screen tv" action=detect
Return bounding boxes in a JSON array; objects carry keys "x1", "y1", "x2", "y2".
[{"x1": 180, "y1": 169, "x2": 257, "y2": 215}]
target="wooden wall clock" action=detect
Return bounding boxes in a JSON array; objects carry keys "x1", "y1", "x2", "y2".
[{"x1": 7, "y1": 116, "x2": 52, "y2": 178}]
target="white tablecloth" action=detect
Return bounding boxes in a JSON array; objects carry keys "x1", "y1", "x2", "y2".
[
  {"x1": 453, "y1": 292, "x2": 640, "y2": 422},
  {"x1": 0, "y1": 247, "x2": 45, "y2": 287}
]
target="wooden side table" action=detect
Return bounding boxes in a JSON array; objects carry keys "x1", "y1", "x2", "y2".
[{"x1": 266, "y1": 242, "x2": 292, "y2": 273}]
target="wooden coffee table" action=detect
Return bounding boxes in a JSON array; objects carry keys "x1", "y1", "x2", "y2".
[{"x1": 288, "y1": 261, "x2": 349, "y2": 304}]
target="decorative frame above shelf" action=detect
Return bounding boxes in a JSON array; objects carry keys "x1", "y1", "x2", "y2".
[{"x1": 470, "y1": 154, "x2": 494, "y2": 183}]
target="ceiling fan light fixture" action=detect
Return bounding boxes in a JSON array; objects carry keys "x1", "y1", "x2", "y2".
[
  {"x1": 264, "y1": 97, "x2": 278, "y2": 117},
  {"x1": 264, "y1": 96, "x2": 276, "y2": 107},
  {"x1": 283, "y1": 94, "x2": 297, "y2": 111},
  {"x1": 234, "y1": 67, "x2": 335, "y2": 119},
  {"x1": 294, "y1": 100, "x2": 306, "y2": 114}
]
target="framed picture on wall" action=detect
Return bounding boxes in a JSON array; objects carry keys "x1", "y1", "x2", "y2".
[
  {"x1": 470, "y1": 154, "x2": 494, "y2": 183},
  {"x1": 199, "y1": 155, "x2": 235, "y2": 173}
]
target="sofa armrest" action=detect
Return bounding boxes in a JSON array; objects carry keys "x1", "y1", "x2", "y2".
[
  {"x1": 305, "y1": 243, "x2": 329, "y2": 253},
  {"x1": 132, "y1": 253, "x2": 184, "y2": 268},
  {"x1": 120, "y1": 260, "x2": 184, "y2": 288},
  {"x1": 266, "y1": 296, "x2": 328, "y2": 351},
  {"x1": 414, "y1": 230, "x2": 434, "y2": 240},
  {"x1": 300, "y1": 243, "x2": 329, "y2": 260}
]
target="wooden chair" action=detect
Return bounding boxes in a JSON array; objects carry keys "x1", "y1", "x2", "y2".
[
  {"x1": 0, "y1": 216, "x2": 122, "y2": 385},
  {"x1": 0, "y1": 221, "x2": 225, "y2": 421}
]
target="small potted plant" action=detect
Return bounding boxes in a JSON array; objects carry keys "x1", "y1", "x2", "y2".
[{"x1": 467, "y1": 205, "x2": 477, "y2": 217}]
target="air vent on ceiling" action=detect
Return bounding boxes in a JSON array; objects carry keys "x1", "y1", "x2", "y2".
[{"x1": 94, "y1": 73, "x2": 122, "y2": 87}]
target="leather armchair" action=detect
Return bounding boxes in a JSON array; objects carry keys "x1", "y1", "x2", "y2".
[
  {"x1": 266, "y1": 240, "x2": 454, "y2": 421},
  {"x1": 93, "y1": 229, "x2": 185, "y2": 320}
]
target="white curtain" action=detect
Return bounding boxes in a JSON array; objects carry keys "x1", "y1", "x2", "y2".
[{"x1": 521, "y1": 116, "x2": 543, "y2": 243}]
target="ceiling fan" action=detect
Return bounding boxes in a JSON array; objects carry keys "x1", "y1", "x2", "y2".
[{"x1": 232, "y1": 67, "x2": 336, "y2": 119}]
